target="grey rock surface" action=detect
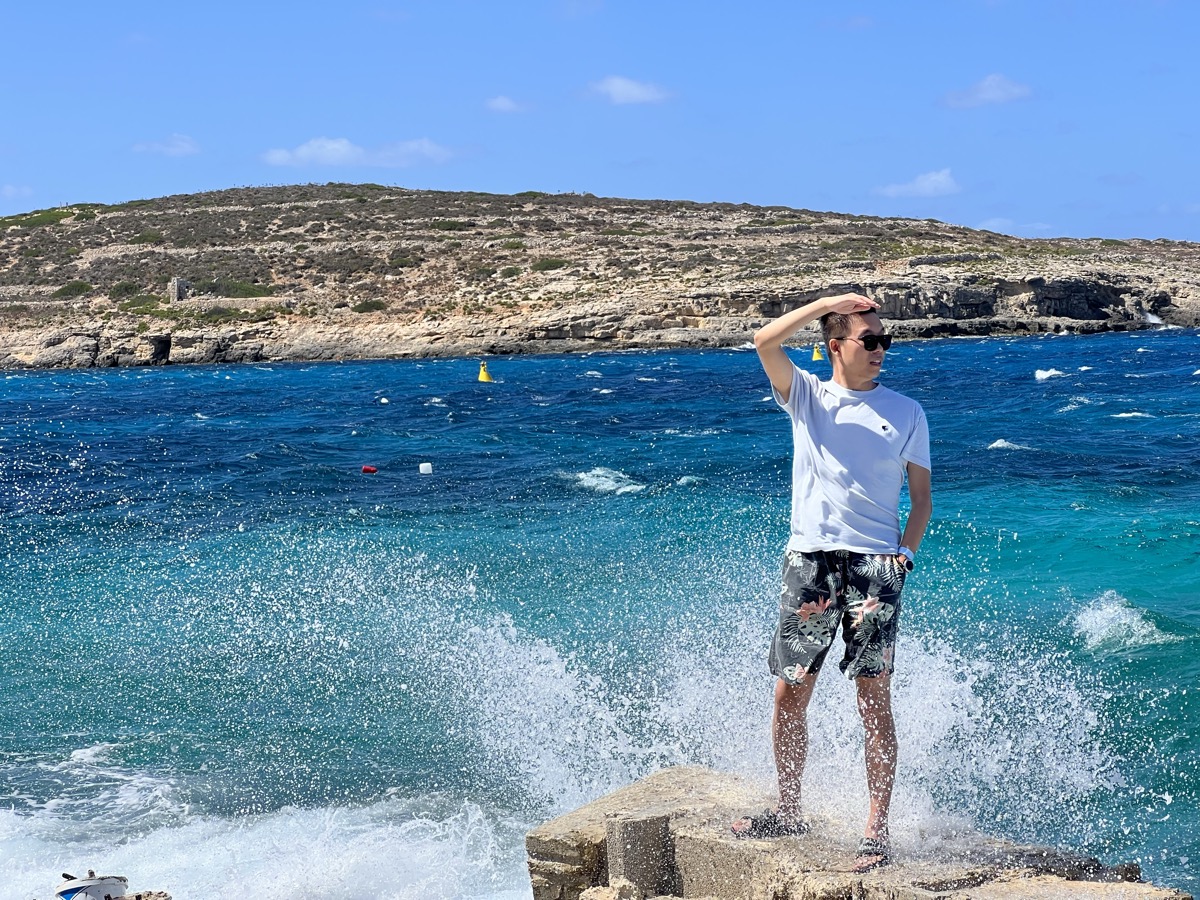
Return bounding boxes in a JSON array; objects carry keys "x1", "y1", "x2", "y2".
[{"x1": 526, "y1": 766, "x2": 1191, "y2": 900}]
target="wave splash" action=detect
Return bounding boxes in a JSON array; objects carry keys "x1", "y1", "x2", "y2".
[
  {"x1": 1072, "y1": 590, "x2": 1181, "y2": 650},
  {"x1": 570, "y1": 467, "x2": 646, "y2": 494},
  {"x1": 1035, "y1": 368, "x2": 1067, "y2": 381},
  {"x1": 5, "y1": 539, "x2": 1126, "y2": 899},
  {"x1": 2, "y1": 800, "x2": 523, "y2": 900}
]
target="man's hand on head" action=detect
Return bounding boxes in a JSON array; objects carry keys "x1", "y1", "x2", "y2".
[{"x1": 824, "y1": 293, "x2": 880, "y2": 316}]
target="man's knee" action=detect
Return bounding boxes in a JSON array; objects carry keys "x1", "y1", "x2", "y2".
[{"x1": 775, "y1": 674, "x2": 817, "y2": 711}]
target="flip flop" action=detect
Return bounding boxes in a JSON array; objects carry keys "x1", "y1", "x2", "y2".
[
  {"x1": 851, "y1": 836, "x2": 891, "y2": 872},
  {"x1": 731, "y1": 810, "x2": 810, "y2": 838}
]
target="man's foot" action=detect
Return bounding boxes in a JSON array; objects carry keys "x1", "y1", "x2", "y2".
[
  {"x1": 851, "y1": 836, "x2": 891, "y2": 873},
  {"x1": 730, "y1": 810, "x2": 810, "y2": 838}
]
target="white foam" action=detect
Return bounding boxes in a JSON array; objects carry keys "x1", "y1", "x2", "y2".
[
  {"x1": 1110, "y1": 411, "x2": 1153, "y2": 418},
  {"x1": 1078, "y1": 366, "x2": 1093, "y2": 371},
  {"x1": 1057, "y1": 395, "x2": 1097, "y2": 413},
  {"x1": 425, "y1": 575, "x2": 1116, "y2": 852},
  {"x1": 1072, "y1": 591, "x2": 1180, "y2": 650},
  {"x1": 987, "y1": 439, "x2": 1032, "y2": 450},
  {"x1": 2, "y1": 800, "x2": 525, "y2": 900},
  {"x1": 1035, "y1": 369, "x2": 1066, "y2": 381},
  {"x1": 676, "y1": 475, "x2": 704, "y2": 486},
  {"x1": 64, "y1": 744, "x2": 119, "y2": 766},
  {"x1": 570, "y1": 467, "x2": 646, "y2": 495},
  {"x1": 591, "y1": 388, "x2": 614, "y2": 395},
  {"x1": 11, "y1": 743, "x2": 188, "y2": 843},
  {"x1": 582, "y1": 371, "x2": 603, "y2": 378},
  {"x1": 4, "y1": 547, "x2": 1126, "y2": 899}
]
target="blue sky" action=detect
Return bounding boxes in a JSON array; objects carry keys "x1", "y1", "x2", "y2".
[{"x1": 3, "y1": 0, "x2": 1198, "y2": 240}]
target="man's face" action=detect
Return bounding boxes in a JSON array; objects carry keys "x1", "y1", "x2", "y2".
[{"x1": 834, "y1": 312, "x2": 887, "y2": 377}]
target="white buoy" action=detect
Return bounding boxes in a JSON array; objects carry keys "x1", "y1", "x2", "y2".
[{"x1": 419, "y1": 462, "x2": 433, "y2": 475}]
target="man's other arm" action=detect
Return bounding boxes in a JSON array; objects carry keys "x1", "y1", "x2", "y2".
[{"x1": 899, "y1": 463, "x2": 932, "y2": 555}]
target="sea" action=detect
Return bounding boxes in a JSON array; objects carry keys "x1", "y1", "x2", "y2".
[{"x1": 2, "y1": 328, "x2": 1198, "y2": 899}]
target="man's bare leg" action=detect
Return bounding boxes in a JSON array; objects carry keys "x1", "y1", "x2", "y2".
[
  {"x1": 854, "y1": 674, "x2": 896, "y2": 869},
  {"x1": 773, "y1": 673, "x2": 818, "y2": 824}
]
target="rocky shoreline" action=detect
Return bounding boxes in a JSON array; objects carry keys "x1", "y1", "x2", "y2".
[
  {"x1": 527, "y1": 767, "x2": 1193, "y2": 900},
  {"x1": 2, "y1": 184, "x2": 1198, "y2": 369}
]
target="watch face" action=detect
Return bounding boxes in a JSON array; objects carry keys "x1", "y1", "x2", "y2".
[{"x1": 904, "y1": 558, "x2": 914, "y2": 572}]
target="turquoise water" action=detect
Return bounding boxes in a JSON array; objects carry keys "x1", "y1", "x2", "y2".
[{"x1": 2, "y1": 329, "x2": 1198, "y2": 897}]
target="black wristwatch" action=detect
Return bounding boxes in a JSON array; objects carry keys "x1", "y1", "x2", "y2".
[{"x1": 898, "y1": 546, "x2": 914, "y2": 572}]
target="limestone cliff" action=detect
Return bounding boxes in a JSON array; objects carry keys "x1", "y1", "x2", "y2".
[{"x1": 2, "y1": 185, "x2": 1198, "y2": 368}]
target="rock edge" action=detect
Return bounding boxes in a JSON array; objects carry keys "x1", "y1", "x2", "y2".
[{"x1": 526, "y1": 766, "x2": 1192, "y2": 900}]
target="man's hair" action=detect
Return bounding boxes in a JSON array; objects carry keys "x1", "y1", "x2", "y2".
[
  {"x1": 819, "y1": 309, "x2": 880, "y2": 347},
  {"x1": 819, "y1": 311, "x2": 854, "y2": 346}
]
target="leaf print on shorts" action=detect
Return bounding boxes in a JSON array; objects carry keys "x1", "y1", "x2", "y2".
[
  {"x1": 780, "y1": 594, "x2": 836, "y2": 652},
  {"x1": 843, "y1": 585, "x2": 895, "y2": 631},
  {"x1": 852, "y1": 552, "x2": 906, "y2": 591},
  {"x1": 849, "y1": 642, "x2": 895, "y2": 678}
]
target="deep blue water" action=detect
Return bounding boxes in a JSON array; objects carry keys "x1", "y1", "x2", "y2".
[{"x1": 2, "y1": 329, "x2": 1198, "y2": 898}]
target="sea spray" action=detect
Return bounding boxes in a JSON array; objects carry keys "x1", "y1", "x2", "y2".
[{"x1": 3, "y1": 332, "x2": 1199, "y2": 896}]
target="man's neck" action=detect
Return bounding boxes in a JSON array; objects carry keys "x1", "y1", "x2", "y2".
[{"x1": 832, "y1": 371, "x2": 878, "y2": 391}]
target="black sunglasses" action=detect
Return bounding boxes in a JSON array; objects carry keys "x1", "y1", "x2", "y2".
[{"x1": 839, "y1": 334, "x2": 893, "y2": 352}]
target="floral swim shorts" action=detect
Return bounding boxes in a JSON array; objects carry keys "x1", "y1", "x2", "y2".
[{"x1": 768, "y1": 549, "x2": 906, "y2": 683}]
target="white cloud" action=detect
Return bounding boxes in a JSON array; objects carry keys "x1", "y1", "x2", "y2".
[
  {"x1": 133, "y1": 133, "x2": 200, "y2": 156},
  {"x1": 486, "y1": 95, "x2": 522, "y2": 113},
  {"x1": 2, "y1": 184, "x2": 33, "y2": 200},
  {"x1": 944, "y1": 74, "x2": 1031, "y2": 109},
  {"x1": 263, "y1": 136, "x2": 452, "y2": 168},
  {"x1": 878, "y1": 168, "x2": 961, "y2": 198},
  {"x1": 977, "y1": 217, "x2": 1014, "y2": 233},
  {"x1": 590, "y1": 75, "x2": 670, "y2": 105},
  {"x1": 977, "y1": 217, "x2": 1053, "y2": 235}
]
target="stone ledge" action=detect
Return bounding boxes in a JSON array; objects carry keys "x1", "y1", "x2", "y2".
[{"x1": 526, "y1": 766, "x2": 1191, "y2": 900}]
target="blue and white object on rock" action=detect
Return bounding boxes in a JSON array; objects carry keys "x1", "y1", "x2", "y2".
[{"x1": 55, "y1": 873, "x2": 128, "y2": 900}]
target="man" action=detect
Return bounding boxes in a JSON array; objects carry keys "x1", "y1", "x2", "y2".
[{"x1": 732, "y1": 292, "x2": 932, "y2": 874}]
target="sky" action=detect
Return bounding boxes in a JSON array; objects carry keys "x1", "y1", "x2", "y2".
[{"x1": 2, "y1": 0, "x2": 1198, "y2": 241}]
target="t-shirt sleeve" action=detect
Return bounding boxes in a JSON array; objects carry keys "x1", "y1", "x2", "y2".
[
  {"x1": 901, "y1": 405, "x2": 931, "y2": 471},
  {"x1": 772, "y1": 365, "x2": 815, "y2": 422}
]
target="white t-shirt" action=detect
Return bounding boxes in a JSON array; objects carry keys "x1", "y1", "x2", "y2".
[{"x1": 773, "y1": 365, "x2": 931, "y2": 554}]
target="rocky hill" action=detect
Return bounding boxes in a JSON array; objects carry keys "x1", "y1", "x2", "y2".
[{"x1": 1, "y1": 183, "x2": 1198, "y2": 367}]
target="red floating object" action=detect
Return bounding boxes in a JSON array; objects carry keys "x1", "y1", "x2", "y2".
[{"x1": 361, "y1": 465, "x2": 378, "y2": 474}]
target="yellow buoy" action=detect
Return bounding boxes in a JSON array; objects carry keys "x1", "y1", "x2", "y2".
[
  {"x1": 478, "y1": 361, "x2": 493, "y2": 382},
  {"x1": 811, "y1": 344, "x2": 826, "y2": 361}
]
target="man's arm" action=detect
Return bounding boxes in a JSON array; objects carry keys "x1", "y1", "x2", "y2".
[
  {"x1": 898, "y1": 462, "x2": 932, "y2": 557},
  {"x1": 753, "y1": 293, "x2": 879, "y2": 401}
]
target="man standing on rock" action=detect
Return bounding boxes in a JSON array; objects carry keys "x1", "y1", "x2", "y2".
[{"x1": 732, "y1": 292, "x2": 932, "y2": 873}]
